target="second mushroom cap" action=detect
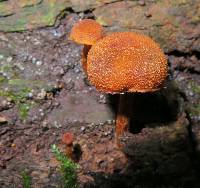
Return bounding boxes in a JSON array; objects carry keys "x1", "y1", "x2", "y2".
[{"x1": 69, "y1": 19, "x2": 105, "y2": 45}]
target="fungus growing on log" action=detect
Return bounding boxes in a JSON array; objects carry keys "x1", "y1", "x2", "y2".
[
  {"x1": 87, "y1": 32, "x2": 168, "y2": 146},
  {"x1": 69, "y1": 19, "x2": 105, "y2": 73}
]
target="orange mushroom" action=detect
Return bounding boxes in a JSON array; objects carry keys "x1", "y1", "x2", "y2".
[
  {"x1": 62, "y1": 132, "x2": 74, "y2": 159},
  {"x1": 69, "y1": 19, "x2": 105, "y2": 73},
  {"x1": 87, "y1": 32, "x2": 168, "y2": 147}
]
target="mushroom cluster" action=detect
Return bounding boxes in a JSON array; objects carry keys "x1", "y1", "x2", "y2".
[{"x1": 70, "y1": 19, "x2": 168, "y2": 147}]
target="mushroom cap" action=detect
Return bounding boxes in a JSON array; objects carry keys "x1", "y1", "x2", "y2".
[
  {"x1": 87, "y1": 32, "x2": 168, "y2": 93},
  {"x1": 62, "y1": 132, "x2": 74, "y2": 146},
  {"x1": 69, "y1": 19, "x2": 104, "y2": 45}
]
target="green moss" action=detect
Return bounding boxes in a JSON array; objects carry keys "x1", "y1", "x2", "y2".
[
  {"x1": 18, "y1": 103, "x2": 31, "y2": 120},
  {"x1": 188, "y1": 104, "x2": 200, "y2": 116},
  {"x1": 186, "y1": 81, "x2": 200, "y2": 117},
  {"x1": 21, "y1": 170, "x2": 31, "y2": 188},
  {"x1": 0, "y1": 74, "x2": 48, "y2": 120},
  {"x1": 0, "y1": 0, "x2": 71, "y2": 32},
  {"x1": 0, "y1": 64, "x2": 20, "y2": 80},
  {"x1": 51, "y1": 144, "x2": 79, "y2": 188},
  {"x1": 0, "y1": 88, "x2": 32, "y2": 120},
  {"x1": 8, "y1": 78, "x2": 46, "y2": 90},
  {"x1": 190, "y1": 82, "x2": 200, "y2": 94},
  {"x1": 0, "y1": 75, "x2": 5, "y2": 83},
  {"x1": 0, "y1": 1, "x2": 14, "y2": 17},
  {"x1": 0, "y1": 75, "x2": 48, "y2": 120},
  {"x1": 40, "y1": 12, "x2": 55, "y2": 25},
  {"x1": 15, "y1": 19, "x2": 27, "y2": 30},
  {"x1": 8, "y1": 79, "x2": 32, "y2": 90},
  {"x1": 0, "y1": 64, "x2": 13, "y2": 72},
  {"x1": 9, "y1": 78, "x2": 26, "y2": 85},
  {"x1": 2, "y1": 88, "x2": 30, "y2": 101}
]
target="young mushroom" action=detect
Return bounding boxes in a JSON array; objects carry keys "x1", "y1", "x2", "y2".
[
  {"x1": 86, "y1": 32, "x2": 168, "y2": 147},
  {"x1": 61, "y1": 132, "x2": 74, "y2": 159},
  {"x1": 69, "y1": 19, "x2": 105, "y2": 73}
]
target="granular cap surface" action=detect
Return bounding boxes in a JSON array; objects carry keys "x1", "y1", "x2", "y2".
[
  {"x1": 69, "y1": 19, "x2": 104, "y2": 45},
  {"x1": 87, "y1": 32, "x2": 168, "y2": 93}
]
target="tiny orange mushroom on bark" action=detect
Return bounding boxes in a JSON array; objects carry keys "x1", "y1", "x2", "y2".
[
  {"x1": 69, "y1": 19, "x2": 105, "y2": 73},
  {"x1": 87, "y1": 32, "x2": 168, "y2": 147},
  {"x1": 62, "y1": 132, "x2": 74, "y2": 159}
]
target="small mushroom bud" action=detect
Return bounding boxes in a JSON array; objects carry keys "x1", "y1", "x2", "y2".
[{"x1": 61, "y1": 132, "x2": 74, "y2": 159}]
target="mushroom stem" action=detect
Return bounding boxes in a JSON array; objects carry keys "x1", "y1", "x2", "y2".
[
  {"x1": 82, "y1": 45, "x2": 91, "y2": 74},
  {"x1": 66, "y1": 143, "x2": 73, "y2": 160},
  {"x1": 115, "y1": 93, "x2": 132, "y2": 147}
]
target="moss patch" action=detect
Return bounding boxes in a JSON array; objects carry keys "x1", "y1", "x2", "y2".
[
  {"x1": 0, "y1": 88, "x2": 32, "y2": 120},
  {"x1": 0, "y1": 0, "x2": 71, "y2": 32}
]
